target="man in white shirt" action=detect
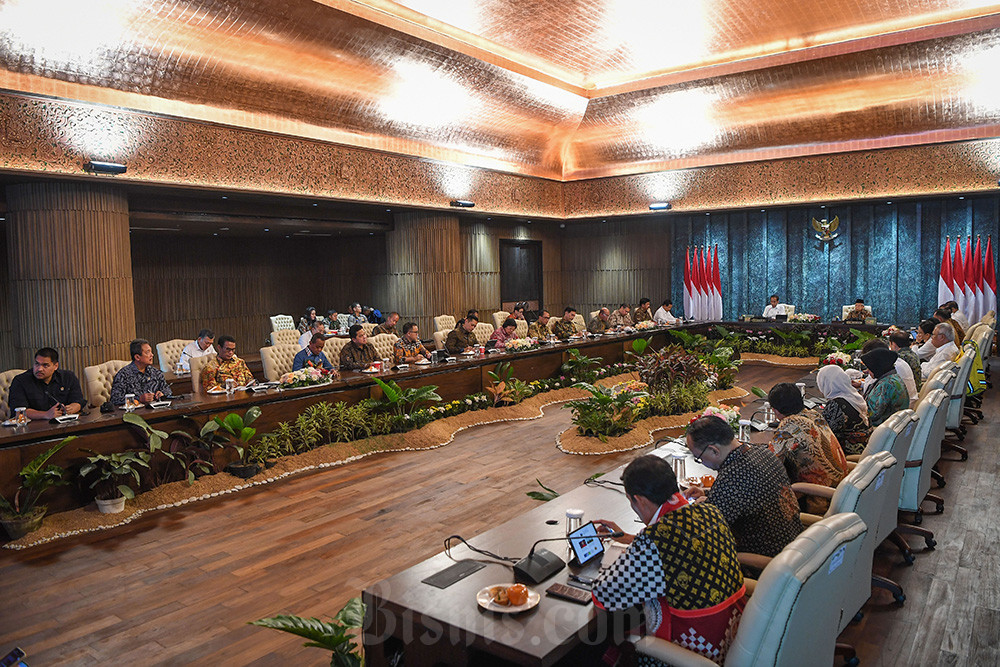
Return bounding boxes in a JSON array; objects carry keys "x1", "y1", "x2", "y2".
[
  {"x1": 921, "y1": 322, "x2": 960, "y2": 379},
  {"x1": 178, "y1": 329, "x2": 215, "y2": 371},
  {"x1": 653, "y1": 299, "x2": 678, "y2": 325},
  {"x1": 299, "y1": 321, "x2": 327, "y2": 349},
  {"x1": 762, "y1": 294, "x2": 787, "y2": 319},
  {"x1": 943, "y1": 300, "x2": 970, "y2": 331}
]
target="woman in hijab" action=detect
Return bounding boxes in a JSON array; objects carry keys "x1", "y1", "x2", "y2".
[
  {"x1": 817, "y1": 365, "x2": 872, "y2": 455},
  {"x1": 298, "y1": 306, "x2": 319, "y2": 333},
  {"x1": 861, "y1": 347, "x2": 909, "y2": 428}
]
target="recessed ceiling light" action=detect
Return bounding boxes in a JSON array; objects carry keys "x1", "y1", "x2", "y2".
[
  {"x1": 312, "y1": 202, "x2": 318, "y2": 207},
  {"x1": 649, "y1": 201, "x2": 671, "y2": 211},
  {"x1": 219, "y1": 227, "x2": 229, "y2": 231},
  {"x1": 705, "y1": 213, "x2": 710, "y2": 216},
  {"x1": 886, "y1": 201, "x2": 892, "y2": 204},
  {"x1": 221, "y1": 196, "x2": 228, "y2": 200},
  {"x1": 959, "y1": 196, "x2": 965, "y2": 200},
  {"x1": 386, "y1": 208, "x2": 392, "y2": 212},
  {"x1": 213, "y1": 233, "x2": 218, "y2": 236},
  {"x1": 820, "y1": 205, "x2": 826, "y2": 209},
  {"x1": 264, "y1": 228, "x2": 270, "y2": 232},
  {"x1": 559, "y1": 223, "x2": 566, "y2": 229}
]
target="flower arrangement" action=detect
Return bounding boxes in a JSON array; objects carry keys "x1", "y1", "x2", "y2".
[
  {"x1": 692, "y1": 405, "x2": 740, "y2": 431},
  {"x1": 788, "y1": 313, "x2": 820, "y2": 323},
  {"x1": 504, "y1": 338, "x2": 538, "y2": 353},
  {"x1": 821, "y1": 351, "x2": 853, "y2": 368},
  {"x1": 881, "y1": 325, "x2": 902, "y2": 337},
  {"x1": 634, "y1": 320, "x2": 659, "y2": 331},
  {"x1": 279, "y1": 366, "x2": 333, "y2": 388}
]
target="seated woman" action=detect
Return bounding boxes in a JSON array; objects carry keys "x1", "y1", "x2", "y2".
[
  {"x1": 861, "y1": 347, "x2": 909, "y2": 428},
  {"x1": 912, "y1": 319, "x2": 937, "y2": 360},
  {"x1": 817, "y1": 365, "x2": 871, "y2": 456},
  {"x1": 298, "y1": 306, "x2": 320, "y2": 333},
  {"x1": 490, "y1": 318, "x2": 518, "y2": 347}
]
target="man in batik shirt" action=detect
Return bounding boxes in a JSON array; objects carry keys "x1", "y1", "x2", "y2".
[
  {"x1": 767, "y1": 383, "x2": 848, "y2": 514},
  {"x1": 552, "y1": 307, "x2": 579, "y2": 340},
  {"x1": 393, "y1": 322, "x2": 431, "y2": 364},
  {"x1": 593, "y1": 455, "x2": 746, "y2": 666},
  {"x1": 201, "y1": 335, "x2": 256, "y2": 391},
  {"x1": 340, "y1": 325, "x2": 379, "y2": 371},
  {"x1": 608, "y1": 304, "x2": 633, "y2": 329}
]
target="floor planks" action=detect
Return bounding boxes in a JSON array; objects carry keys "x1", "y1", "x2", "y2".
[{"x1": 0, "y1": 363, "x2": 996, "y2": 665}]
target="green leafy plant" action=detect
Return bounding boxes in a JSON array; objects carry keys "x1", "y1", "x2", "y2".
[
  {"x1": 703, "y1": 346, "x2": 741, "y2": 390},
  {"x1": 526, "y1": 479, "x2": 560, "y2": 502},
  {"x1": 560, "y1": 349, "x2": 601, "y2": 383},
  {"x1": 634, "y1": 345, "x2": 708, "y2": 395},
  {"x1": 78, "y1": 450, "x2": 151, "y2": 500},
  {"x1": 251, "y1": 597, "x2": 365, "y2": 667},
  {"x1": 123, "y1": 411, "x2": 213, "y2": 485},
  {"x1": 211, "y1": 406, "x2": 262, "y2": 462},
  {"x1": 564, "y1": 382, "x2": 648, "y2": 441},
  {"x1": 0, "y1": 436, "x2": 73, "y2": 518},
  {"x1": 486, "y1": 362, "x2": 516, "y2": 406},
  {"x1": 372, "y1": 378, "x2": 442, "y2": 416},
  {"x1": 751, "y1": 386, "x2": 768, "y2": 398}
]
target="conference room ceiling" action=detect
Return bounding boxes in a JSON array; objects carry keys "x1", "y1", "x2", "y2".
[{"x1": 0, "y1": 0, "x2": 999, "y2": 181}]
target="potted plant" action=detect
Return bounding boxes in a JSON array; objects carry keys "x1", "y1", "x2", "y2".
[
  {"x1": 0, "y1": 436, "x2": 74, "y2": 539},
  {"x1": 251, "y1": 597, "x2": 365, "y2": 667},
  {"x1": 123, "y1": 412, "x2": 215, "y2": 485},
  {"x1": 78, "y1": 449, "x2": 152, "y2": 513},
  {"x1": 209, "y1": 406, "x2": 263, "y2": 479}
]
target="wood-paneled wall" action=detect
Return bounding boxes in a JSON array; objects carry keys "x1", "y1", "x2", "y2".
[
  {"x1": 560, "y1": 219, "x2": 674, "y2": 316},
  {"x1": 132, "y1": 233, "x2": 385, "y2": 354},
  {"x1": 5, "y1": 183, "x2": 135, "y2": 378},
  {"x1": 0, "y1": 232, "x2": 13, "y2": 372}
]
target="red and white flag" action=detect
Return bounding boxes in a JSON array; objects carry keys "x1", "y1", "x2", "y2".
[
  {"x1": 965, "y1": 236, "x2": 976, "y2": 314},
  {"x1": 683, "y1": 247, "x2": 693, "y2": 319},
  {"x1": 693, "y1": 246, "x2": 705, "y2": 320},
  {"x1": 954, "y1": 238, "x2": 967, "y2": 315},
  {"x1": 700, "y1": 246, "x2": 711, "y2": 320},
  {"x1": 972, "y1": 236, "x2": 984, "y2": 323},
  {"x1": 938, "y1": 237, "x2": 954, "y2": 307},
  {"x1": 984, "y1": 236, "x2": 997, "y2": 320},
  {"x1": 712, "y1": 245, "x2": 723, "y2": 321}
]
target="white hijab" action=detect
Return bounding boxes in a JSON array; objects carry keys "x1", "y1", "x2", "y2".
[{"x1": 817, "y1": 365, "x2": 870, "y2": 425}]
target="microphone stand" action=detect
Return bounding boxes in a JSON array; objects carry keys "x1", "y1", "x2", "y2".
[{"x1": 513, "y1": 531, "x2": 624, "y2": 584}]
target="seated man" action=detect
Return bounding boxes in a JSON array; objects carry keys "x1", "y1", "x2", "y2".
[
  {"x1": 633, "y1": 298, "x2": 653, "y2": 323},
  {"x1": 456, "y1": 309, "x2": 479, "y2": 329},
  {"x1": 921, "y1": 322, "x2": 960, "y2": 379},
  {"x1": 762, "y1": 294, "x2": 786, "y2": 319},
  {"x1": 653, "y1": 299, "x2": 677, "y2": 325},
  {"x1": 445, "y1": 315, "x2": 479, "y2": 354},
  {"x1": 607, "y1": 303, "x2": 633, "y2": 329},
  {"x1": 527, "y1": 310, "x2": 551, "y2": 339},
  {"x1": 8, "y1": 347, "x2": 85, "y2": 420},
  {"x1": 685, "y1": 416, "x2": 803, "y2": 557},
  {"x1": 340, "y1": 324, "x2": 379, "y2": 371},
  {"x1": 942, "y1": 299, "x2": 970, "y2": 331},
  {"x1": 178, "y1": 329, "x2": 215, "y2": 371},
  {"x1": 393, "y1": 322, "x2": 431, "y2": 364},
  {"x1": 293, "y1": 333, "x2": 338, "y2": 373},
  {"x1": 913, "y1": 318, "x2": 938, "y2": 360},
  {"x1": 889, "y1": 331, "x2": 922, "y2": 392},
  {"x1": 111, "y1": 339, "x2": 172, "y2": 405},
  {"x1": 326, "y1": 309, "x2": 341, "y2": 332},
  {"x1": 346, "y1": 302, "x2": 367, "y2": 327},
  {"x1": 551, "y1": 307, "x2": 578, "y2": 340},
  {"x1": 372, "y1": 311, "x2": 400, "y2": 336},
  {"x1": 490, "y1": 318, "x2": 518, "y2": 347},
  {"x1": 298, "y1": 321, "x2": 326, "y2": 349},
  {"x1": 587, "y1": 307, "x2": 610, "y2": 334},
  {"x1": 843, "y1": 298, "x2": 871, "y2": 323},
  {"x1": 592, "y1": 455, "x2": 746, "y2": 664},
  {"x1": 201, "y1": 335, "x2": 256, "y2": 390},
  {"x1": 767, "y1": 382, "x2": 848, "y2": 514},
  {"x1": 933, "y1": 307, "x2": 964, "y2": 343}
]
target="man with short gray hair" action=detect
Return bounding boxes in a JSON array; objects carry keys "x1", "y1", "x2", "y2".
[{"x1": 921, "y1": 322, "x2": 959, "y2": 379}]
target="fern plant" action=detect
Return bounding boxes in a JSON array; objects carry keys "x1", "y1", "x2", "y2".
[{"x1": 251, "y1": 597, "x2": 365, "y2": 667}]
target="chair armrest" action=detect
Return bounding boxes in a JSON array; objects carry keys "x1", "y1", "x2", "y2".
[
  {"x1": 737, "y1": 552, "x2": 772, "y2": 571},
  {"x1": 630, "y1": 636, "x2": 719, "y2": 667},
  {"x1": 744, "y1": 577, "x2": 757, "y2": 597},
  {"x1": 845, "y1": 454, "x2": 863, "y2": 462},
  {"x1": 791, "y1": 482, "x2": 835, "y2": 499},
  {"x1": 800, "y1": 512, "x2": 824, "y2": 526}
]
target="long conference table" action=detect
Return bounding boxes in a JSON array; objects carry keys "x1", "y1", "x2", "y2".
[{"x1": 0, "y1": 319, "x2": 877, "y2": 516}]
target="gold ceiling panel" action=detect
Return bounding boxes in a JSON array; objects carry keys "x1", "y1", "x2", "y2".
[{"x1": 0, "y1": 0, "x2": 998, "y2": 182}]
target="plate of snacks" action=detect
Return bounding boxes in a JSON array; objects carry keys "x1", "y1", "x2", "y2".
[{"x1": 476, "y1": 583, "x2": 540, "y2": 613}]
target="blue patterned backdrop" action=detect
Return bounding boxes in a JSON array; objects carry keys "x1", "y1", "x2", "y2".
[{"x1": 668, "y1": 194, "x2": 1000, "y2": 325}]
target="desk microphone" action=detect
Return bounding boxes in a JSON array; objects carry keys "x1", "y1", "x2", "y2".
[{"x1": 513, "y1": 531, "x2": 623, "y2": 585}]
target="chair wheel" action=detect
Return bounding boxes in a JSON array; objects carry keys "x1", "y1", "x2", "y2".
[
  {"x1": 938, "y1": 478, "x2": 947, "y2": 488},
  {"x1": 935, "y1": 505, "x2": 945, "y2": 514},
  {"x1": 926, "y1": 538, "x2": 937, "y2": 549},
  {"x1": 913, "y1": 512, "x2": 923, "y2": 525},
  {"x1": 853, "y1": 611, "x2": 864, "y2": 623},
  {"x1": 894, "y1": 592, "x2": 906, "y2": 604},
  {"x1": 960, "y1": 452, "x2": 969, "y2": 461},
  {"x1": 903, "y1": 551, "x2": 915, "y2": 566},
  {"x1": 845, "y1": 657, "x2": 860, "y2": 667}
]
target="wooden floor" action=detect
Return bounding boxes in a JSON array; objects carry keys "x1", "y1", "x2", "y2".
[{"x1": 0, "y1": 363, "x2": 996, "y2": 665}]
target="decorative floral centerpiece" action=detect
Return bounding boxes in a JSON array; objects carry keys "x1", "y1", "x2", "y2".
[
  {"x1": 504, "y1": 338, "x2": 538, "y2": 352},
  {"x1": 881, "y1": 325, "x2": 902, "y2": 337},
  {"x1": 820, "y1": 351, "x2": 853, "y2": 368},
  {"x1": 279, "y1": 366, "x2": 333, "y2": 388},
  {"x1": 691, "y1": 405, "x2": 740, "y2": 431},
  {"x1": 788, "y1": 313, "x2": 821, "y2": 322},
  {"x1": 635, "y1": 320, "x2": 659, "y2": 331}
]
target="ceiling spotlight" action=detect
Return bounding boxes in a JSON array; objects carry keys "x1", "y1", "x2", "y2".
[
  {"x1": 312, "y1": 202, "x2": 318, "y2": 207},
  {"x1": 264, "y1": 228, "x2": 270, "y2": 232},
  {"x1": 84, "y1": 160, "x2": 126, "y2": 175},
  {"x1": 222, "y1": 196, "x2": 228, "y2": 200},
  {"x1": 649, "y1": 201, "x2": 671, "y2": 211},
  {"x1": 559, "y1": 223, "x2": 566, "y2": 229},
  {"x1": 450, "y1": 199, "x2": 475, "y2": 208}
]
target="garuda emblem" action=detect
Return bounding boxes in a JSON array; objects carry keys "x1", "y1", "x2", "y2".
[{"x1": 812, "y1": 216, "x2": 840, "y2": 242}]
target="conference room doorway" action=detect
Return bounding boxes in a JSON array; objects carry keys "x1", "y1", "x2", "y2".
[{"x1": 499, "y1": 239, "x2": 542, "y2": 315}]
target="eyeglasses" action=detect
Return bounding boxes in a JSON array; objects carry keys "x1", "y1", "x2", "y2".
[{"x1": 692, "y1": 441, "x2": 712, "y2": 464}]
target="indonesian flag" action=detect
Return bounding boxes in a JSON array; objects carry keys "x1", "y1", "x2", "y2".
[
  {"x1": 954, "y1": 238, "x2": 967, "y2": 315},
  {"x1": 965, "y1": 236, "x2": 976, "y2": 316},
  {"x1": 938, "y1": 237, "x2": 954, "y2": 307},
  {"x1": 683, "y1": 247, "x2": 693, "y2": 319},
  {"x1": 700, "y1": 246, "x2": 710, "y2": 320},
  {"x1": 972, "y1": 236, "x2": 984, "y2": 323},
  {"x1": 985, "y1": 236, "x2": 997, "y2": 320},
  {"x1": 712, "y1": 245, "x2": 723, "y2": 321},
  {"x1": 693, "y1": 246, "x2": 704, "y2": 320}
]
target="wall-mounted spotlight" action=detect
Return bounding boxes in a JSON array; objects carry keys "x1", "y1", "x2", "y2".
[
  {"x1": 649, "y1": 201, "x2": 671, "y2": 211},
  {"x1": 84, "y1": 160, "x2": 127, "y2": 175},
  {"x1": 450, "y1": 199, "x2": 475, "y2": 208}
]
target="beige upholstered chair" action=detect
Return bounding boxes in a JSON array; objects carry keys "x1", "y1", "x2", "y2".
[
  {"x1": 361, "y1": 322, "x2": 377, "y2": 336},
  {"x1": 432, "y1": 330, "x2": 447, "y2": 351},
  {"x1": 492, "y1": 311, "x2": 510, "y2": 331},
  {"x1": 588, "y1": 310, "x2": 600, "y2": 322},
  {"x1": 269, "y1": 314, "x2": 295, "y2": 332},
  {"x1": 434, "y1": 315, "x2": 456, "y2": 332},
  {"x1": 259, "y1": 343, "x2": 299, "y2": 382},
  {"x1": 83, "y1": 359, "x2": 129, "y2": 407},
  {"x1": 337, "y1": 314, "x2": 351, "y2": 331},
  {"x1": 472, "y1": 322, "x2": 494, "y2": 345},
  {"x1": 0, "y1": 369, "x2": 26, "y2": 421},
  {"x1": 841, "y1": 305, "x2": 872, "y2": 319},
  {"x1": 631, "y1": 513, "x2": 868, "y2": 667},
  {"x1": 573, "y1": 313, "x2": 586, "y2": 333},
  {"x1": 324, "y1": 337, "x2": 351, "y2": 366},
  {"x1": 190, "y1": 353, "x2": 217, "y2": 392},
  {"x1": 370, "y1": 333, "x2": 398, "y2": 360},
  {"x1": 156, "y1": 339, "x2": 189, "y2": 373},
  {"x1": 514, "y1": 319, "x2": 528, "y2": 338},
  {"x1": 779, "y1": 304, "x2": 795, "y2": 316},
  {"x1": 900, "y1": 387, "x2": 949, "y2": 525},
  {"x1": 270, "y1": 328, "x2": 300, "y2": 347}
]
